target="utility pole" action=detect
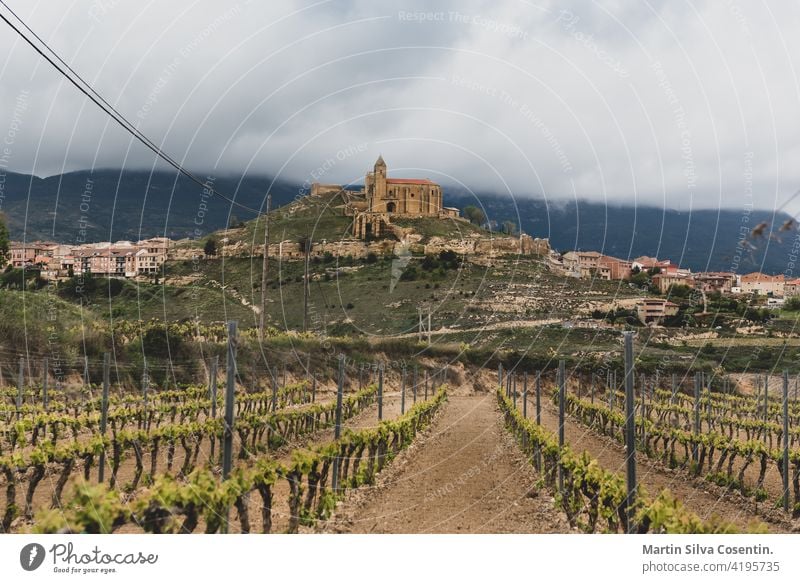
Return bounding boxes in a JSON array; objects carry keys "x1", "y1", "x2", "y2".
[
  {"x1": 427, "y1": 307, "x2": 432, "y2": 345},
  {"x1": 259, "y1": 194, "x2": 272, "y2": 340},
  {"x1": 418, "y1": 308, "x2": 423, "y2": 342}
]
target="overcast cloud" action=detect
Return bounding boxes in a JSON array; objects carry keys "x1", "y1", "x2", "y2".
[{"x1": 0, "y1": 0, "x2": 798, "y2": 211}]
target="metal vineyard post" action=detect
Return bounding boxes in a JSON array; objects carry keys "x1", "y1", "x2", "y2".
[{"x1": 623, "y1": 332, "x2": 637, "y2": 534}]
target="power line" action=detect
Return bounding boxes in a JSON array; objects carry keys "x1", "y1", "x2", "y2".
[
  {"x1": 0, "y1": 2, "x2": 265, "y2": 216},
  {"x1": 776, "y1": 188, "x2": 800, "y2": 216}
]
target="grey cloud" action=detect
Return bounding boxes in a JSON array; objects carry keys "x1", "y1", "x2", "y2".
[{"x1": 0, "y1": 0, "x2": 798, "y2": 213}]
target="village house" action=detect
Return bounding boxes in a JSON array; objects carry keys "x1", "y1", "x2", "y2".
[
  {"x1": 740, "y1": 272, "x2": 785, "y2": 297},
  {"x1": 784, "y1": 278, "x2": 800, "y2": 297},
  {"x1": 559, "y1": 252, "x2": 634, "y2": 281},
  {"x1": 693, "y1": 272, "x2": 737, "y2": 294},
  {"x1": 634, "y1": 256, "x2": 691, "y2": 277},
  {"x1": 598, "y1": 255, "x2": 632, "y2": 280},
  {"x1": 651, "y1": 272, "x2": 695, "y2": 294},
  {"x1": 8, "y1": 237, "x2": 170, "y2": 280},
  {"x1": 636, "y1": 298, "x2": 680, "y2": 325},
  {"x1": 632, "y1": 256, "x2": 661, "y2": 271},
  {"x1": 561, "y1": 250, "x2": 602, "y2": 278},
  {"x1": 9, "y1": 241, "x2": 49, "y2": 267}
]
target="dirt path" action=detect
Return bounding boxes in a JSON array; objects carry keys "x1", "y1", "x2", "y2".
[
  {"x1": 320, "y1": 393, "x2": 571, "y2": 533},
  {"x1": 388, "y1": 318, "x2": 562, "y2": 340},
  {"x1": 533, "y1": 398, "x2": 792, "y2": 532}
]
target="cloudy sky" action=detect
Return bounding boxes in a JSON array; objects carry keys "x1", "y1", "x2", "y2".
[{"x1": 0, "y1": 0, "x2": 798, "y2": 211}]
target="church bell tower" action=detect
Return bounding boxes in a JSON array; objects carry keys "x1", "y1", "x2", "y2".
[{"x1": 374, "y1": 155, "x2": 387, "y2": 202}]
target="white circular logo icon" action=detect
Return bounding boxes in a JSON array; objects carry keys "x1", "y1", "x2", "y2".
[{"x1": 20, "y1": 543, "x2": 46, "y2": 571}]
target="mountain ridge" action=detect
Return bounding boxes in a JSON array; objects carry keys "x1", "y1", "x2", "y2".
[{"x1": 0, "y1": 168, "x2": 792, "y2": 273}]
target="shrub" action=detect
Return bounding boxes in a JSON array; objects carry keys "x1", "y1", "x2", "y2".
[
  {"x1": 785, "y1": 296, "x2": 800, "y2": 311},
  {"x1": 399, "y1": 265, "x2": 418, "y2": 281}
]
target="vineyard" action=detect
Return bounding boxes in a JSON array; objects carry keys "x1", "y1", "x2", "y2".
[
  {"x1": 2, "y1": 324, "x2": 799, "y2": 534},
  {"x1": 321, "y1": 355, "x2": 800, "y2": 534},
  {"x1": 0, "y1": 324, "x2": 451, "y2": 534},
  {"x1": 493, "y1": 339, "x2": 800, "y2": 533}
]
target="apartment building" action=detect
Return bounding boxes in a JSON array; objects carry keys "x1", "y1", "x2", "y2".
[
  {"x1": 740, "y1": 273, "x2": 785, "y2": 297},
  {"x1": 135, "y1": 248, "x2": 163, "y2": 274},
  {"x1": 86, "y1": 250, "x2": 138, "y2": 278}
]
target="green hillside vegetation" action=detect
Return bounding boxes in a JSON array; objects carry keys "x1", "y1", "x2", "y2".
[
  {"x1": 0, "y1": 288, "x2": 105, "y2": 362},
  {"x1": 165, "y1": 249, "x2": 639, "y2": 336},
  {"x1": 228, "y1": 190, "x2": 354, "y2": 248},
  {"x1": 179, "y1": 191, "x2": 491, "y2": 253},
  {"x1": 8, "y1": 191, "x2": 800, "y2": 381}
]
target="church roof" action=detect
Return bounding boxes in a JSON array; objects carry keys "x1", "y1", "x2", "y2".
[
  {"x1": 386, "y1": 178, "x2": 436, "y2": 185},
  {"x1": 375, "y1": 155, "x2": 385, "y2": 166}
]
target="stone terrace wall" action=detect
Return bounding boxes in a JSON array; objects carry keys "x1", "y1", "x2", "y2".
[{"x1": 173, "y1": 234, "x2": 550, "y2": 261}]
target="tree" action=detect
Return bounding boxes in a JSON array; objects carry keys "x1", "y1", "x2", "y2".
[
  {"x1": 501, "y1": 220, "x2": 517, "y2": 235},
  {"x1": 0, "y1": 213, "x2": 9, "y2": 267},
  {"x1": 666, "y1": 284, "x2": 691, "y2": 299},
  {"x1": 630, "y1": 271, "x2": 650, "y2": 288},
  {"x1": 203, "y1": 238, "x2": 217, "y2": 257},
  {"x1": 463, "y1": 205, "x2": 486, "y2": 226},
  {"x1": 421, "y1": 255, "x2": 438, "y2": 271}
]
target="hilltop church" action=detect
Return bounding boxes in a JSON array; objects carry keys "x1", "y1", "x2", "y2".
[
  {"x1": 310, "y1": 156, "x2": 459, "y2": 239},
  {"x1": 364, "y1": 155, "x2": 444, "y2": 216}
]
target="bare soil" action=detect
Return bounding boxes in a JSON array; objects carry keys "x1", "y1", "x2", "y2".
[{"x1": 318, "y1": 391, "x2": 572, "y2": 534}]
